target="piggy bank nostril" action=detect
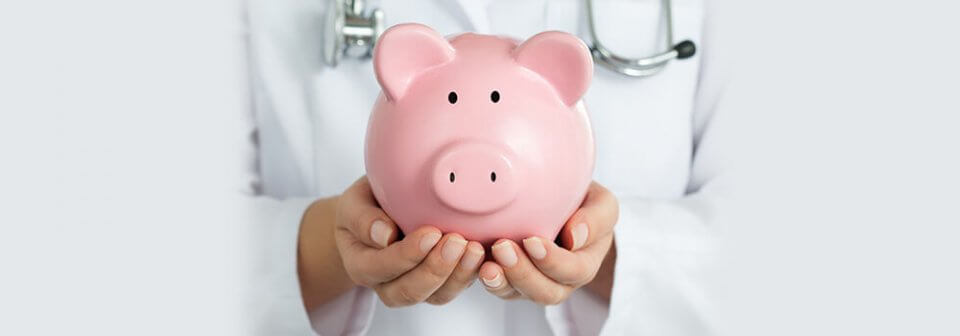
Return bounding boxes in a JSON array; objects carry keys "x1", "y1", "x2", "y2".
[
  {"x1": 448, "y1": 91, "x2": 458, "y2": 104},
  {"x1": 490, "y1": 171, "x2": 497, "y2": 182},
  {"x1": 450, "y1": 172, "x2": 456, "y2": 183}
]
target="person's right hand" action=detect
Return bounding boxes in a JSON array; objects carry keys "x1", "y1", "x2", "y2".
[{"x1": 334, "y1": 176, "x2": 486, "y2": 307}]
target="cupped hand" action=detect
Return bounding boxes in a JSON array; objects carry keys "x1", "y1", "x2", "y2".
[
  {"x1": 334, "y1": 177, "x2": 486, "y2": 307},
  {"x1": 479, "y1": 181, "x2": 619, "y2": 305}
]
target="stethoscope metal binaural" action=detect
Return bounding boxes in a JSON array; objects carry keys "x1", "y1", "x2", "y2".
[{"x1": 323, "y1": 0, "x2": 697, "y2": 77}]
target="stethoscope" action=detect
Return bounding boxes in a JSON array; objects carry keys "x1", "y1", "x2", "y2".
[{"x1": 323, "y1": 0, "x2": 697, "y2": 77}]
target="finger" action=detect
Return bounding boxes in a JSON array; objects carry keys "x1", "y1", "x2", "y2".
[
  {"x1": 338, "y1": 177, "x2": 399, "y2": 248},
  {"x1": 479, "y1": 261, "x2": 521, "y2": 299},
  {"x1": 522, "y1": 234, "x2": 613, "y2": 286},
  {"x1": 426, "y1": 241, "x2": 485, "y2": 305},
  {"x1": 559, "y1": 182, "x2": 619, "y2": 251},
  {"x1": 342, "y1": 225, "x2": 442, "y2": 286},
  {"x1": 491, "y1": 240, "x2": 571, "y2": 305},
  {"x1": 376, "y1": 234, "x2": 468, "y2": 307}
]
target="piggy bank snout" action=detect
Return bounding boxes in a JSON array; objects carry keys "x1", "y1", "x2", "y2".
[{"x1": 431, "y1": 143, "x2": 519, "y2": 214}]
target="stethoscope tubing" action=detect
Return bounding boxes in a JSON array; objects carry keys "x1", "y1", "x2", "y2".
[{"x1": 584, "y1": 0, "x2": 696, "y2": 77}]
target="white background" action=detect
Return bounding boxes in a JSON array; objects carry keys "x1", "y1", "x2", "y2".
[
  {"x1": 0, "y1": 0, "x2": 246, "y2": 334},
  {"x1": 712, "y1": 0, "x2": 960, "y2": 335},
  {"x1": 2, "y1": 0, "x2": 959, "y2": 334}
]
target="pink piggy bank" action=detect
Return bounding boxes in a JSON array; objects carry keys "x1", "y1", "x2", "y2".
[{"x1": 364, "y1": 23, "x2": 595, "y2": 245}]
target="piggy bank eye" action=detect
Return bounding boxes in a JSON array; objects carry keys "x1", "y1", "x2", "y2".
[
  {"x1": 490, "y1": 90, "x2": 500, "y2": 103},
  {"x1": 448, "y1": 91, "x2": 458, "y2": 104}
]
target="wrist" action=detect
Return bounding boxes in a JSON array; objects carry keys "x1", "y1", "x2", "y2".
[
  {"x1": 298, "y1": 196, "x2": 355, "y2": 312},
  {"x1": 584, "y1": 237, "x2": 616, "y2": 302}
]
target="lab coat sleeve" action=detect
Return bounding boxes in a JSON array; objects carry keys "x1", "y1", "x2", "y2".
[
  {"x1": 241, "y1": 194, "x2": 317, "y2": 335},
  {"x1": 546, "y1": 2, "x2": 733, "y2": 335},
  {"x1": 241, "y1": 192, "x2": 376, "y2": 336},
  {"x1": 237, "y1": 103, "x2": 377, "y2": 336}
]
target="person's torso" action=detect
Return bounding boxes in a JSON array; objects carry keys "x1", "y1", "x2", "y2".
[{"x1": 248, "y1": 0, "x2": 704, "y2": 334}]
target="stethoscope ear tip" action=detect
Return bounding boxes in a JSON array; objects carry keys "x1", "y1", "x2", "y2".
[{"x1": 674, "y1": 40, "x2": 697, "y2": 59}]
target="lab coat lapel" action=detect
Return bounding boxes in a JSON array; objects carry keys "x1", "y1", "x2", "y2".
[{"x1": 450, "y1": 0, "x2": 492, "y2": 33}]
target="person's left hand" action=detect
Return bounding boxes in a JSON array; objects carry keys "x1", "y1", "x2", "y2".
[{"x1": 479, "y1": 181, "x2": 619, "y2": 304}]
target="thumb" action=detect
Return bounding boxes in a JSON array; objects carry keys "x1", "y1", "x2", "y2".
[
  {"x1": 559, "y1": 182, "x2": 618, "y2": 251},
  {"x1": 339, "y1": 177, "x2": 400, "y2": 248}
]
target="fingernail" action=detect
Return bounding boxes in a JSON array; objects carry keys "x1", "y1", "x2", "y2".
[
  {"x1": 370, "y1": 220, "x2": 391, "y2": 248},
  {"x1": 481, "y1": 272, "x2": 503, "y2": 288},
  {"x1": 460, "y1": 245, "x2": 483, "y2": 269},
  {"x1": 420, "y1": 232, "x2": 441, "y2": 252},
  {"x1": 492, "y1": 241, "x2": 518, "y2": 267},
  {"x1": 523, "y1": 237, "x2": 547, "y2": 260},
  {"x1": 572, "y1": 223, "x2": 589, "y2": 250},
  {"x1": 442, "y1": 236, "x2": 467, "y2": 262}
]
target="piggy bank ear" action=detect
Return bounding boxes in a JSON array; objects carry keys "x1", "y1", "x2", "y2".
[
  {"x1": 513, "y1": 31, "x2": 593, "y2": 106},
  {"x1": 373, "y1": 23, "x2": 455, "y2": 101}
]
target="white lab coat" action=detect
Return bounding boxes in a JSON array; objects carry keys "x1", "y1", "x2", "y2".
[{"x1": 243, "y1": 0, "x2": 729, "y2": 335}]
